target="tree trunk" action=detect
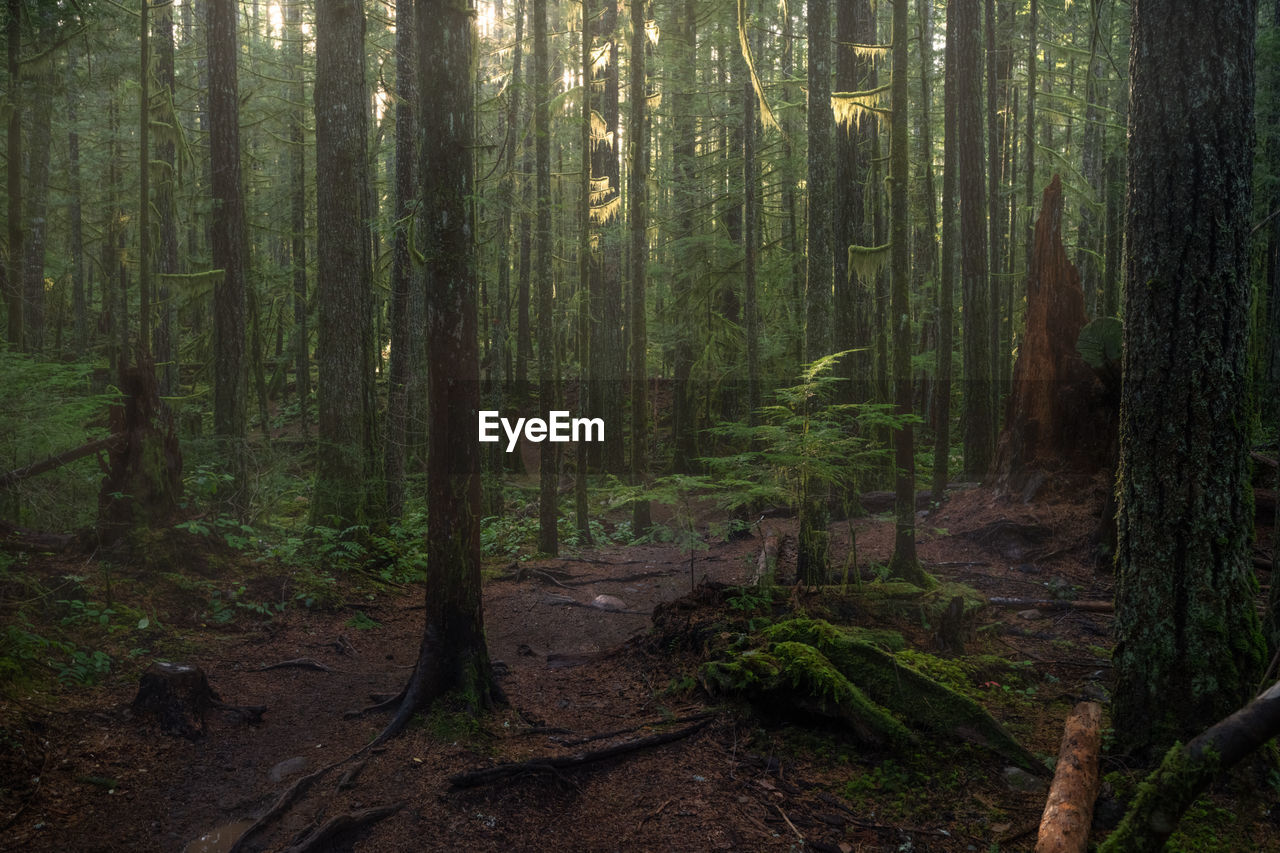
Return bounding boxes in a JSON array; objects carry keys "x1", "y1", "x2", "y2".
[
  {"x1": 6, "y1": 0, "x2": 22, "y2": 348},
  {"x1": 534, "y1": 0, "x2": 558, "y2": 555},
  {"x1": 670, "y1": 0, "x2": 698, "y2": 474},
  {"x1": 385, "y1": 0, "x2": 416, "y2": 520},
  {"x1": 1112, "y1": 0, "x2": 1264, "y2": 758},
  {"x1": 1035, "y1": 701, "x2": 1102, "y2": 853},
  {"x1": 155, "y1": 0, "x2": 180, "y2": 395},
  {"x1": 21, "y1": 69, "x2": 52, "y2": 353},
  {"x1": 933, "y1": 0, "x2": 958, "y2": 502},
  {"x1": 379, "y1": 0, "x2": 496, "y2": 739},
  {"x1": 956, "y1": 0, "x2": 993, "y2": 480},
  {"x1": 885, "y1": 0, "x2": 930, "y2": 589},
  {"x1": 312, "y1": 0, "x2": 373, "y2": 528},
  {"x1": 630, "y1": 0, "x2": 651, "y2": 535},
  {"x1": 207, "y1": 0, "x2": 248, "y2": 515},
  {"x1": 287, "y1": 0, "x2": 310, "y2": 435}
]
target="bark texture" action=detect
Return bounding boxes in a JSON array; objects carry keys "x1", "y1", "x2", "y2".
[{"x1": 1112, "y1": 0, "x2": 1264, "y2": 758}]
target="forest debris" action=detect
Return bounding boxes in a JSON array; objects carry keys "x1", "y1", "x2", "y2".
[
  {"x1": 0, "y1": 520, "x2": 76, "y2": 553},
  {"x1": 550, "y1": 712, "x2": 716, "y2": 747},
  {"x1": 448, "y1": 718, "x2": 710, "y2": 788},
  {"x1": 1099, "y1": 679, "x2": 1280, "y2": 852},
  {"x1": 1035, "y1": 701, "x2": 1102, "y2": 853},
  {"x1": 336, "y1": 759, "x2": 367, "y2": 790},
  {"x1": 989, "y1": 597, "x2": 1114, "y2": 613},
  {"x1": 960, "y1": 520, "x2": 1054, "y2": 561},
  {"x1": 252, "y1": 658, "x2": 333, "y2": 673},
  {"x1": 753, "y1": 530, "x2": 781, "y2": 584},
  {"x1": 280, "y1": 802, "x2": 403, "y2": 853},
  {"x1": 0, "y1": 432, "x2": 123, "y2": 489}
]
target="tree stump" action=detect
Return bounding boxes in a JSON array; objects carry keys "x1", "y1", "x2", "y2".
[
  {"x1": 990, "y1": 175, "x2": 1116, "y2": 500},
  {"x1": 131, "y1": 662, "x2": 265, "y2": 739},
  {"x1": 132, "y1": 662, "x2": 220, "y2": 739}
]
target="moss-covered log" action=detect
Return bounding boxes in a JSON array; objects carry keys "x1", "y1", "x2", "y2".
[{"x1": 1100, "y1": 680, "x2": 1280, "y2": 852}]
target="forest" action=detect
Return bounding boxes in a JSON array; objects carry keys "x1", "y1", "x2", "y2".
[{"x1": 3, "y1": 0, "x2": 1280, "y2": 849}]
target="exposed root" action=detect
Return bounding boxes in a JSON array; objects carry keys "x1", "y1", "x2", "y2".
[{"x1": 280, "y1": 802, "x2": 404, "y2": 853}]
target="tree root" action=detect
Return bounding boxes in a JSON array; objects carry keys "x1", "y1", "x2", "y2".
[
  {"x1": 252, "y1": 658, "x2": 333, "y2": 673},
  {"x1": 449, "y1": 718, "x2": 711, "y2": 788},
  {"x1": 280, "y1": 802, "x2": 403, "y2": 853}
]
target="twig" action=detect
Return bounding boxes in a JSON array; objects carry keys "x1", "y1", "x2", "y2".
[
  {"x1": 252, "y1": 658, "x2": 333, "y2": 673},
  {"x1": 773, "y1": 804, "x2": 804, "y2": 843}
]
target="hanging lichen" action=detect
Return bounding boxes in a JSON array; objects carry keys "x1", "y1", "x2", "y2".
[
  {"x1": 645, "y1": 19, "x2": 660, "y2": 45},
  {"x1": 737, "y1": 0, "x2": 778, "y2": 132},
  {"x1": 591, "y1": 42, "x2": 613, "y2": 75},
  {"x1": 847, "y1": 242, "x2": 891, "y2": 285},
  {"x1": 831, "y1": 82, "x2": 892, "y2": 128},
  {"x1": 590, "y1": 193, "x2": 621, "y2": 224}
]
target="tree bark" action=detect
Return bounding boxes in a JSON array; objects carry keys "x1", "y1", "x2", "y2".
[
  {"x1": 1035, "y1": 701, "x2": 1101, "y2": 853},
  {"x1": 630, "y1": 0, "x2": 651, "y2": 535},
  {"x1": 379, "y1": 0, "x2": 495, "y2": 741},
  {"x1": 1112, "y1": 0, "x2": 1264, "y2": 758},
  {"x1": 312, "y1": 0, "x2": 373, "y2": 528},
  {"x1": 207, "y1": 0, "x2": 248, "y2": 515},
  {"x1": 957, "y1": 0, "x2": 993, "y2": 480},
  {"x1": 534, "y1": 0, "x2": 558, "y2": 555},
  {"x1": 6, "y1": 0, "x2": 22, "y2": 348}
]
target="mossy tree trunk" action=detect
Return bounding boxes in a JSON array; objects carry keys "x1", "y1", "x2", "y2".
[
  {"x1": 629, "y1": 0, "x2": 651, "y2": 536},
  {"x1": 1112, "y1": 0, "x2": 1264, "y2": 759},
  {"x1": 380, "y1": 0, "x2": 495, "y2": 741}
]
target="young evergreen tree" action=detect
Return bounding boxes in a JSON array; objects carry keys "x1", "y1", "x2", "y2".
[{"x1": 1112, "y1": 0, "x2": 1265, "y2": 759}]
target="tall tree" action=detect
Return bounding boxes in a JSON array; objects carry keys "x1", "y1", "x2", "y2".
[
  {"x1": 1112, "y1": 0, "x2": 1264, "y2": 758},
  {"x1": 207, "y1": 0, "x2": 248, "y2": 513},
  {"x1": 956, "y1": 0, "x2": 993, "y2": 480},
  {"x1": 885, "y1": 0, "x2": 929, "y2": 587},
  {"x1": 287, "y1": 0, "x2": 309, "y2": 434},
  {"x1": 137, "y1": 0, "x2": 151, "y2": 360},
  {"x1": 5, "y1": 0, "x2": 21, "y2": 348},
  {"x1": 155, "y1": 0, "x2": 180, "y2": 394},
  {"x1": 312, "y1": 0, "x2": 374, "y2": 527},
  {"x1": 534, "y1": 0, "x2": 558, "y2": 555},
  {"x1": 380, "y1": 0, "x2": 496, "y2": 739},
  {"x1": 934, "y1": 0, "x2": 959, "y2": 500},
  {"x1": 669, "y1": 0, "x2": 698, "y2": 473},
  {"x1": 385, "y1": 0, "x2": 416, "y2": 520},
  {"x1": 631, "y1": 0, "x2": 651, "y2": 534}
]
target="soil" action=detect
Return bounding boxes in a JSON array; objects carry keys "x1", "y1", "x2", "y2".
[{"x1": 4, "y1": 479, "x2": 1280, "y2": 852}]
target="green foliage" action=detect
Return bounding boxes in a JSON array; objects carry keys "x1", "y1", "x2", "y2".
[
  {"x1": 346, "y1": 611, "x2": 381, "y2": 630},
  {"x1": 0, "y1": 353, "x2": 120, "y2": 530},
  {"x1": 1077, "y1": 316, "x2": 1123, "y2": 370},
  {"x1": 704, "y1": 353, "x2": 913, "y2": 517}
]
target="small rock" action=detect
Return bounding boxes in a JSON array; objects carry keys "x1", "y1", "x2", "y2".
[
  {"x1": 1001, "y1": 766, "x2": 1048, "y2": 795},
  {"x1": 590, "y1": 594, "x2": 627, "y2": 611},
  {"x1": 1017, "y1": 609, "x2": 1044, "y2": 620},
  {"x1": 269, "y1": 756, "x2": 308, "y2": 783}
]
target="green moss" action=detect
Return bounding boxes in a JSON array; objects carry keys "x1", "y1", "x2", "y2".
[{"x1": 760, "y1": 618, "x2": 1044, "y2": 771}]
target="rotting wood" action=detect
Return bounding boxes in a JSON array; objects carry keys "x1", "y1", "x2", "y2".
[
  {"x1": 753, "y1": 530, "x2": 781, "y2": 584},
  {"x1": 0, "y1": 433, "x2": 124, "y2": 489},
  {"x1": 449, "y1": 718, "x2": 710, "y2": 788},
  {"x1": 0, "y1": 520, "x2": 76, "y2": 552},
  {"x1": 1035, "y1": 701, "x2": 1102, "y2": 853},
  {"x1": 131, "y1": 662, "x2": 264, "y2": 739},
  {"x1": 1100, "y1": 679, "x2": 1280, "y2": 851},
  {"x1": 280, "y1": 802, "x2": 403, "y2": 853},
  {"x1": 989, "y1": 597, "x2": 1113, "y2": 613}
]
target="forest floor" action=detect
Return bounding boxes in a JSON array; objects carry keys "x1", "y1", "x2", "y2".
[{"x1": 3, "y1": 477, "x2": 1280, "y2": 852}]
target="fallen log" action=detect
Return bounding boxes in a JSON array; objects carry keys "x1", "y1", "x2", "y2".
[
  {"x1": 1099, "y1": 679, "x2": 1280, "y2": 852},
  {"x1": 753, "y1": 530, "x2": 781, "y2": 584},
  {"x1": 449, "y1": 718, "x2": 710, "y2": 788},
  {"x1": 281, "y1": 802, "x2": 403, "y2": 853},
  {"x1": 989, "y1": 597, "x2": 1114, "y2": 613},
  {"x1": 0, "y1": 520, "x2": 76, "y2": 553},
  {"x1": 1035, "y1": 701, "x2": 1102, "y2": 853},
  {"x1": 0, "y1": 433, "x2": 123, "y2": 489}
]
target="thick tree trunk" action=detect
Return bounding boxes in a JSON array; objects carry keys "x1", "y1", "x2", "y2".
[
  {"x1": 155, "y1": 1, "x2": 180, "y2": 395},
  {"x1": 933, "y1": 0, "x2": 958, "y2": 501},
  {"x1": 312, "y1": 0, "x2": 373, "y2": 528},
  {"x1": 6, "y1": 0, "x2": 21, "y2": 348},
  {"x1": 380, "y1": 0, "x2": 495, "y2": 741},
  {"x1": 1112, "y1": 0, "x2": 1264, "y2": 758},
  {"x1": 207, "y1": 0, "x2": 248, "y2": 514},
  {"x1": 287, "y1": 0, "x2": 309, "y2": 435},
  {"x1": 21, "y1": 71, "x2": 52, "y2": 353},
  {"x1": 670, "y1": 0, "x2": 698, "y2": 474}
]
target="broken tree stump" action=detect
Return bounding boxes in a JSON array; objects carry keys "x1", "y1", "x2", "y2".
[
  {"x1": 753, "y1": 530, "x2": 781, "y2": 584},
  {"x1": 1035, "y1": 701, "x2": 1102, "y2": 853},
  {"x1": 132, "y1": 662, "x2": 264, "y2": 739},
  {"x1": 991, "y1": 175, "x2": 1116, "y2": 498}
]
